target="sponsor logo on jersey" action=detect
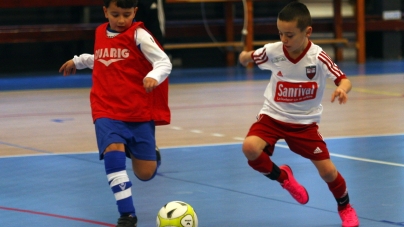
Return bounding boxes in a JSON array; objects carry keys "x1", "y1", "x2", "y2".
[
  {"x1": 94, "y1": 48, "x2": 130, "y2": 66},
  {"x1": 271, "y1": 56, "x2": 287, "y2": 63},
  {"x1": 275, "y1": 81, "x2": 318, "y2": 102},
  {"x1": 306, "y1": 65, "x2": 316, "y2": 79}
]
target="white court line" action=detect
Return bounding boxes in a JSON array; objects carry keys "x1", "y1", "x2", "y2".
[
  {"x1": 275, "y1": 144, "x2": 404, "y2": 167},
  {"x1": 1, "y1": 135, "x2": 404, "y2": 168},
  {"x1": 330, "y1": 153, "x2": 404, "y2": 167},
  {"x1": 190, "y1": 129, "x2": 202, "y2": 134},
  {"x1": 211, "y1": 133, "x2": 225, "y2": 137}
]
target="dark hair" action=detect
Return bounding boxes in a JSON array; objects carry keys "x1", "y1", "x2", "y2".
[
  {"x1": 103, "y1": 0, "x2": 138, "y2": 8},
  {"x1": 278, "y1": 1, "x2": 312, "y2": 31}
]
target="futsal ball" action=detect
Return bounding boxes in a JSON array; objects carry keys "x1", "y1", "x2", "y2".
[{"x1": 156, "y1": 201, "x2": 198, "y2": 227}]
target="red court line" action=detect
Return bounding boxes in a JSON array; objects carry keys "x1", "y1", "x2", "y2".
[{"x1": 0, "y1": 206, "x2": 114, "y2": 226}]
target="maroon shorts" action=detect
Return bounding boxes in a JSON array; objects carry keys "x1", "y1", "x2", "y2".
[{"x1": 246, "y1": 114, "x2": 330, "y2": 160}]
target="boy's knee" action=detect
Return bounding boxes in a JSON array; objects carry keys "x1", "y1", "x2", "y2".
[
  {"x1": 134, "y1": 167, "x2": 157, "y2": 181},
  {"x1": 320, "y1": 167, "x2": 338, "y2": 182},
  {"x1": 312, "y1": 159, "x2": 338, "y2": 182},
  {"x1": 131, "y1": 157, "x2": 158, "y2": 181},
  {"x1": 242, "y1": 141, "x2": 255, "y2": 153},
  {"x1": 242, "y1": 141, "x2": 261, "y2": 160}
]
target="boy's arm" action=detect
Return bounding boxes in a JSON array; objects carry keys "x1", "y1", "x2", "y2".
[
  {"x1": 239, "y1": 50, "x2": 255, "y2": 67},
  {"x1": 135, "y1": 28, "x2": 171, "y2": 83},
  {"x1": 59, "y1": 54, "x2": 94, "y2": 76},
  {"x1": 135, "y1": 28, "x2": 172, "y2": 93},
  {"x1": 331, "y1": 78, "x2": 352, "y2": 104},
  {"x1": 73, "y1": 54, "x2": 94, "y2": 70}
]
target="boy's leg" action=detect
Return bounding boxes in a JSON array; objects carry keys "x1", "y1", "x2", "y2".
[
  {"x1": 125, "y1": 121, "x2": 159, "y2": 181},
  {"x1": 312, "y1": 159, "x2": 359, "y2": 227},
  {"x1": 104, "y1": 149, "x2": 138, "y2": 227},
  {"x1": 243, "y1": 136, "x2": 309, "y2": 204},
  {"x1": 95, "y1": 119, "x2": 138, "y2": 226}
]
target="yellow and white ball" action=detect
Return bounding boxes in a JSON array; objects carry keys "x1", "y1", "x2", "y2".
[{"x1": 156, "y1": 201, "x2": 198, "y2": 227}]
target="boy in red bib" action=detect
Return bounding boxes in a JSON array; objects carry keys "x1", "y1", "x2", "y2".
[{"x1": 59, "y1": 0, "x2": 171, "y2": 226}]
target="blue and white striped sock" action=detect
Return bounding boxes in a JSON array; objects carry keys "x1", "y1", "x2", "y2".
[{"x1": 104, "y1": 151, "x2": 135, "y2": 217}]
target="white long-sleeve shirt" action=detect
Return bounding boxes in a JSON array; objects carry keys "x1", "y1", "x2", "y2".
[{"x1": 72, "y1": 27, "x2": 171, "y2": 85}]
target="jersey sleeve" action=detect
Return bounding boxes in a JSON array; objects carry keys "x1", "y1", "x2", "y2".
[
  {"x1": 317, "y1": 50, "x2": 347, "y2": 86},
  {"x1": 134, "y1": 28, "x2": 172, "y2": 85},
  {"x1": 252, "y1": 43, "x2": 278, "y2": 71},
  {"x1": 252, "y1": 46, "x2": 269, "y2": 65},
  {"x1": 72, "y1": 54, "x2": 94, "y2": 70}
]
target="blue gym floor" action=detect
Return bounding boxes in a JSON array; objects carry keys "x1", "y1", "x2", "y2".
[
  {"x1": 1, "y1": 60, "x2": 404, "y2": 226},
  {"x1": 0, "y1": 136, "x2": 404, "y2": 226}
]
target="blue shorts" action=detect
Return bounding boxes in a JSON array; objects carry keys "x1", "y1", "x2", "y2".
[{"x1": 94, "y1": 118, "x2": 156, "y2": 161}]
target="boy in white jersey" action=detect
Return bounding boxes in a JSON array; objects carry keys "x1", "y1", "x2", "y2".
[
  {"x1": 239, "y1": 2, "x2": 359, "y2": 227},
  {"x1": 59, "y1": 0, "x2": 172, "y2": 226}
]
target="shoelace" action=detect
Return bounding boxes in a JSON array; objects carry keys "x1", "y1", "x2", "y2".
[{"x1": 340, "y1": 207, "x2": 357, "y2": 222}]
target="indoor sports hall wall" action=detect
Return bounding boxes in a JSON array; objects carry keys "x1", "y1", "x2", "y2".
[{"x1": 0, "y1": 0, "x2": 402, "y2": 75}]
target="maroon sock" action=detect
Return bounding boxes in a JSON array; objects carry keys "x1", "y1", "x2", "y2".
[
  {"x1": 247, "y1": 152, "x2": 286, "y2": 183},
  {"x1": 247, "y1": 152, "x2": 273, "y2": 173},
  {"x1": 327, "y1": 172, "x2": 350, "y2": 209}
]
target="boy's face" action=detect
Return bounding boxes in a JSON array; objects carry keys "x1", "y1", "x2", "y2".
[
  {"x1": 277, "y1": 19, "x2": 312, "y2": 56},
  {"x1": 103, "y1": 2, "x2": 137, "y2": 32}
]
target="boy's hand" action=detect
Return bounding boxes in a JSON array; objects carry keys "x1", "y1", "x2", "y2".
[
  {"x1": 331, "y1": 87, "x2": 348, "y2": 104},
  {"x1": 143, "y1": 77, "x2": 158, "y2": 93},
  {"x1": 332, "y1": 78, "x2": 351, "y2": 104},
  {"x1": 59, "y1": 60, "x2": 76, "y2": 76}
]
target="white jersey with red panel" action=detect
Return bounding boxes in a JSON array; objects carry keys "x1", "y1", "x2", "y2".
[{"x1": 252, "y1": 41, "x2": 347, "y2": 124}]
